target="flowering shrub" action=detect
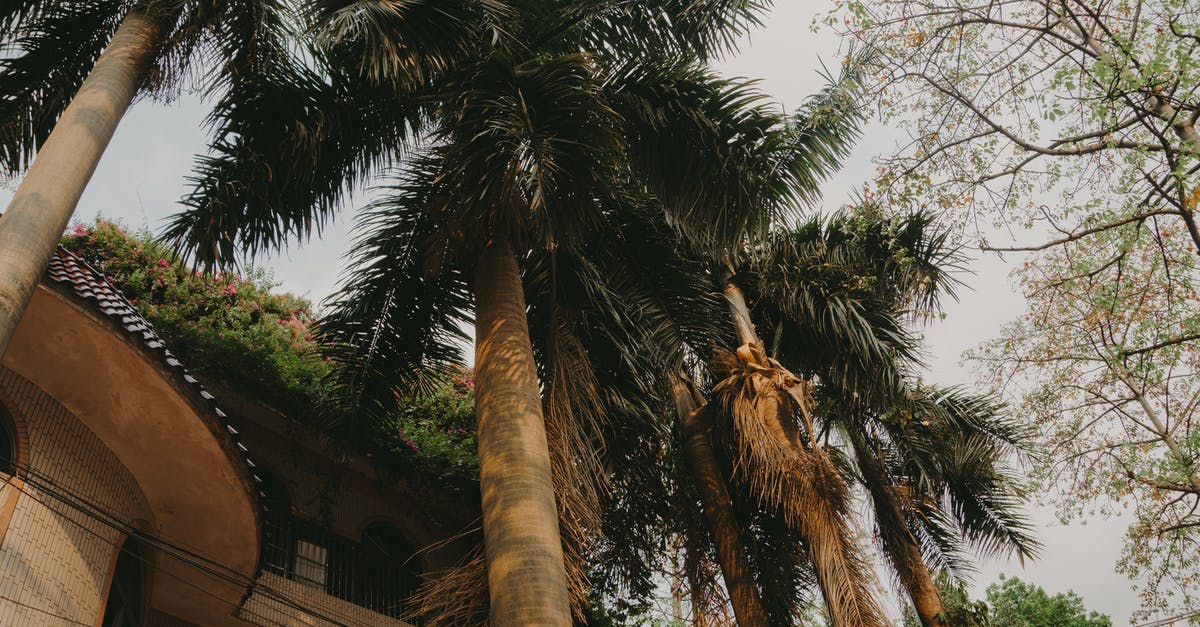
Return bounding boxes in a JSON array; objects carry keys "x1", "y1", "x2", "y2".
[
  {"x1": 62, "y1": 220, "x2": 478, "y2": 480},
  {"x1": 376, "y1": 369, "x2": 478, "y2": 480},
  {"x1": 63, "y1": 220, "x2": 327, "y2": 417}
]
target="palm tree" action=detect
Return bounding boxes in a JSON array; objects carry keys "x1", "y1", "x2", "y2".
[
  {"x1": 843, "y1": 387, "x2": 1037, "y2": 627},
  {"x1": 601, "y1": 207, "x2": 1036, "y2": 625},
  {"x1": 165, "y1": 3, "x2": 769, "y2": 623},
  {"x1": 612, "y1": 59, "x2": 892, "y2": 624},
  {"x1": 0, "y1": 0, "x2": 292, "y2": 356},
  {"x1": 742, "y1": 212, "x2": 1039, "y2": 626}
]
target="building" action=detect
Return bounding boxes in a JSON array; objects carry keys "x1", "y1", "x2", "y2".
[{"x1": 0, "y1": 247, "x2": 477, "y2": 626}]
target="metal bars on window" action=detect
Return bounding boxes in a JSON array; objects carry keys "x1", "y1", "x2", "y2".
[{"x1": 261, "y1": 515, "x2": 419, "y2": 619}]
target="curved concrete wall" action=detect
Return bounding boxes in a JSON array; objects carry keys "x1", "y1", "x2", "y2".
[{"x1": 0, "y1": 367, "x2": 152, "y2": 626}]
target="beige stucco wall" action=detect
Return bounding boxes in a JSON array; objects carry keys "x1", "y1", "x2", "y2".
[{"x1": 0, "y1": 367, "x2": 152, "y2": 626}]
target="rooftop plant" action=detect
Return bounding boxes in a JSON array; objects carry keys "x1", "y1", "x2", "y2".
[{"x1": 61, "y1": 219, "x2": 477, "y2": 481}]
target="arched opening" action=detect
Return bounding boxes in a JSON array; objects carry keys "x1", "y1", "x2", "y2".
[
  {"x1": 102, "y1": 538, "x2": 145, "y2": 627},
  {"x1": 354, "y1": 522, "x2": 420, "y2": 618},
  {"x1": 258, "y1": 471, "x2": 294, "y2": 576}
]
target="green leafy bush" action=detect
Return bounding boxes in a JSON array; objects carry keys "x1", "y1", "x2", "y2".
[
  {"x1": 63, "y1": 220, "x2": 327, "y2": 416},
  {"x1": 376, "y1": 370, "x2": 479, "y2": 480},
  {"x1": 61, "y1": 220, "x2": 477, "y2": 480}
]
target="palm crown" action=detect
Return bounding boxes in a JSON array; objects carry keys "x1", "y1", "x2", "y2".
[{"x1": 165, "y1": 1, "x2": 778, "y2": 623}]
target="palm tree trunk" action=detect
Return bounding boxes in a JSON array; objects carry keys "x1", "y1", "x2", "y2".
[
  {"x1": 473, "y1": 236, "x2": 571, "y2": 626},
  {"x1": 721, "y1": 271, "x2": 758, "y2": 347},
  {"x1": 0, "y1": 3, "x2": 176, "y2": 358},
  {"x1": 849, "y1": 432, "x2": 946, "y2": 627},
  {"x1": 672, "y1": 376, "x2": 769, "y2": 626}
]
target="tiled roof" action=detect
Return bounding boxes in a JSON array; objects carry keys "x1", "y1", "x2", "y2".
[{"x1": 45, "y1": 246, "x2": 267, "y2": 508}]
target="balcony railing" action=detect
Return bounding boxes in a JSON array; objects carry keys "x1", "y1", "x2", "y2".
[{"x1": 261, "y1": 515, "x2": 420, "y2": 620}]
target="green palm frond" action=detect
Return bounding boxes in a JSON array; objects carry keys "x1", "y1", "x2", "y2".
[
  {"x1": 610, "y1": 55, "x2": 864, "y2": 258},
  {"x1": 570, "y1": 194, "x2": 729, "y2": 370},
  {"x1": 746, "y1": 210, "x2": 965, "y2": 409},
  {"x1": 164, "y1": 0, "x2": 295, "y2": 92},
  {"x1": 736, "y1": 505, "x2": 819, "y2": 626},
  {"x1": 0, "y1": 0, "x2": 124, "y2": 173},
  {"x1": 612, "y1": 62, "x2": 796, "y2": 254},
  {"x1": 167, "y1": 50, "x2": 426, "y2": 267},
  {"x1": 561, "y1": 0, "x2": 769, "y2": 63},
  {"x1": 883, "y1": 386, "x2": 1040, "y2": 562},
  {"x1": 0, "y1": 0, "x2": 57, "y2": 34},
  {"x1": 309, "y1": 0, "x2": 510, "y2": 87},
  {"x1": 437, "y1": 52, "x2": 623, "y2": 247},
  {"x1": 316, "y1": 156, "x2": 472, "y2": 422}
]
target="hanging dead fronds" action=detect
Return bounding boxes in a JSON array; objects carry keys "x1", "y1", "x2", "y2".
[
  {"x1": 407, "y1": 544, "x2": 490, "y2": 626},
  {"x1": 710, "y1": 342, "x2": 887, "y2": 627},
  {"x1": 543, "y1": 312, "x2": 612, "y2": 622},
  {"x1": 409, "y1": 311, "x2": 608, "y2": 625}
]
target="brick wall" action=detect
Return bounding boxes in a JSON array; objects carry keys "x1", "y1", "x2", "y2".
[
  {"x1": 239, "y1": 571, "x2": 411, "y2": 627},
  {"x1": 0, "y1": 367, "x2": 151, "y2": 626}
]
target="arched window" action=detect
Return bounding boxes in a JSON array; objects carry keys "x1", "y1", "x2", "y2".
[
  {"x1": 258, "y1": 471, "x2": 294, "y2": 576},
  {"x1": 354, "y1": 522, "x2": 420, "y2": 618},
  {"x1": 101, "y1": 539, "x2": 144, "y2": 627}
]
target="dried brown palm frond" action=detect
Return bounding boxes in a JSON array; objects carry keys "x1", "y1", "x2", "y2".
[
  {"x1": 542, "y1": 314, "x2": 611, "y2": 622},
  {"x1": 710, "y1": 342, "x2": 887, "y2": 627},
  {"x1": 407, "y1": 319, "x2": 605, "y2": 626},
  {"x1": 407, "y1": 545, "x2": 489, "y2": 626}
]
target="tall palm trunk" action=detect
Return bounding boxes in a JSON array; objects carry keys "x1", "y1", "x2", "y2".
[
  {"x1": 473, "y1": 236, "x2": 571, "y2": 626},
  {"x1": 0, "y1": 3, "x2": 175, "y2": 357},
  {"x1": 848, "y1": 430, "x2": 946, "y2": 627},
  {"x1": 672, "y1": 376, "x2": 769, "y2": 626}
]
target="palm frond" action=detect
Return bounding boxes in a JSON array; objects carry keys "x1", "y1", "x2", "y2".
[
  {"x1": 167, "y1": 48, "x2": 425, "y2": 267},
  {"x1": 162, "y1": 0, "x2": 297, "y2": 95},
  {"x1": 710, "y1": 345, "x2": 888, "y2": 626},
  {"x1": 316, "y1": 157, "x2": 472, "y2": 423},
  {"x1": 563, "y1": 0, "x2": 769, "y2": 62},
  {"x1": 436, "y1": 52, "x2": 623, "y2": 248},
  {"x1": 611, "y1": 62, "x2": 795, "y2": 254},
  {"x1": 0, "y1": 0, "x2": 124, "y2": 173},
  {"x1": 408, "y1": 542, "x2": 490, "y2": 625},
  {"x1": 309, "y1": 0, "x2": 510, "y2": 87},
  {"x1": 883, "y1": 386, "x2": 1041, "y2": 562},
  {"x1": 0, "y1": 0, "x2": 60, "y2": 34}
]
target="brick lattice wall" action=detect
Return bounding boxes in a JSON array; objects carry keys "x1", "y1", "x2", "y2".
[
  {"x1": 240, "y1": 571, "x2": 411, "y2": 627},
  {"x1": 0, "y1": 367, "x2": 151, "y2": 626}
]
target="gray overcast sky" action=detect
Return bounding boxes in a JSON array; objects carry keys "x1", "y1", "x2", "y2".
[{"x1": 0, "y1": 2, "x2": 1142, "y2": 623}]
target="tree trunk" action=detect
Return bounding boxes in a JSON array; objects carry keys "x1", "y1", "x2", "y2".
[
  {"x1": 721, "y1": 271, "x2": 758, "y2": 346},
  {"x1": 849, "y1": 431, "x2": 946, "y2": 627},
  {"x1": 0, "y1": 4, "x2": 175, "y2": 358},
  {"x1": 672, "y1": 376, "x2": 770, "y2": 626},
  {"x1": 473, "y1": 236, "x2": 570, "y2": 626}
]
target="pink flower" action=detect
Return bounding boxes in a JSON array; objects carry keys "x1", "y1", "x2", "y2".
[
  {"x1": 157, "y1": 258, "x2": 169, "y2": 268},
  {"x1": 220, "y1": 283, "x2": 237, "y2": 296},
  {"x1": 71, "y1": 225, "x2": 87, "y2": 237}
]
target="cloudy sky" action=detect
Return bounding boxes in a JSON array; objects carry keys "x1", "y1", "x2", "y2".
[{"x1": 0, "y1": 2, "x2": 1144, "y2": 623}]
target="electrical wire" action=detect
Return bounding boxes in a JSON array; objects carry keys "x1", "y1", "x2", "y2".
[{"x1": 2, "y1": 463, "x2": 357, "y2": 626}]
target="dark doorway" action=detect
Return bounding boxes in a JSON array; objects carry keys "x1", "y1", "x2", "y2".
[{"x1": 101, "y1": 539, "x2": 144, "y2": 627}]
